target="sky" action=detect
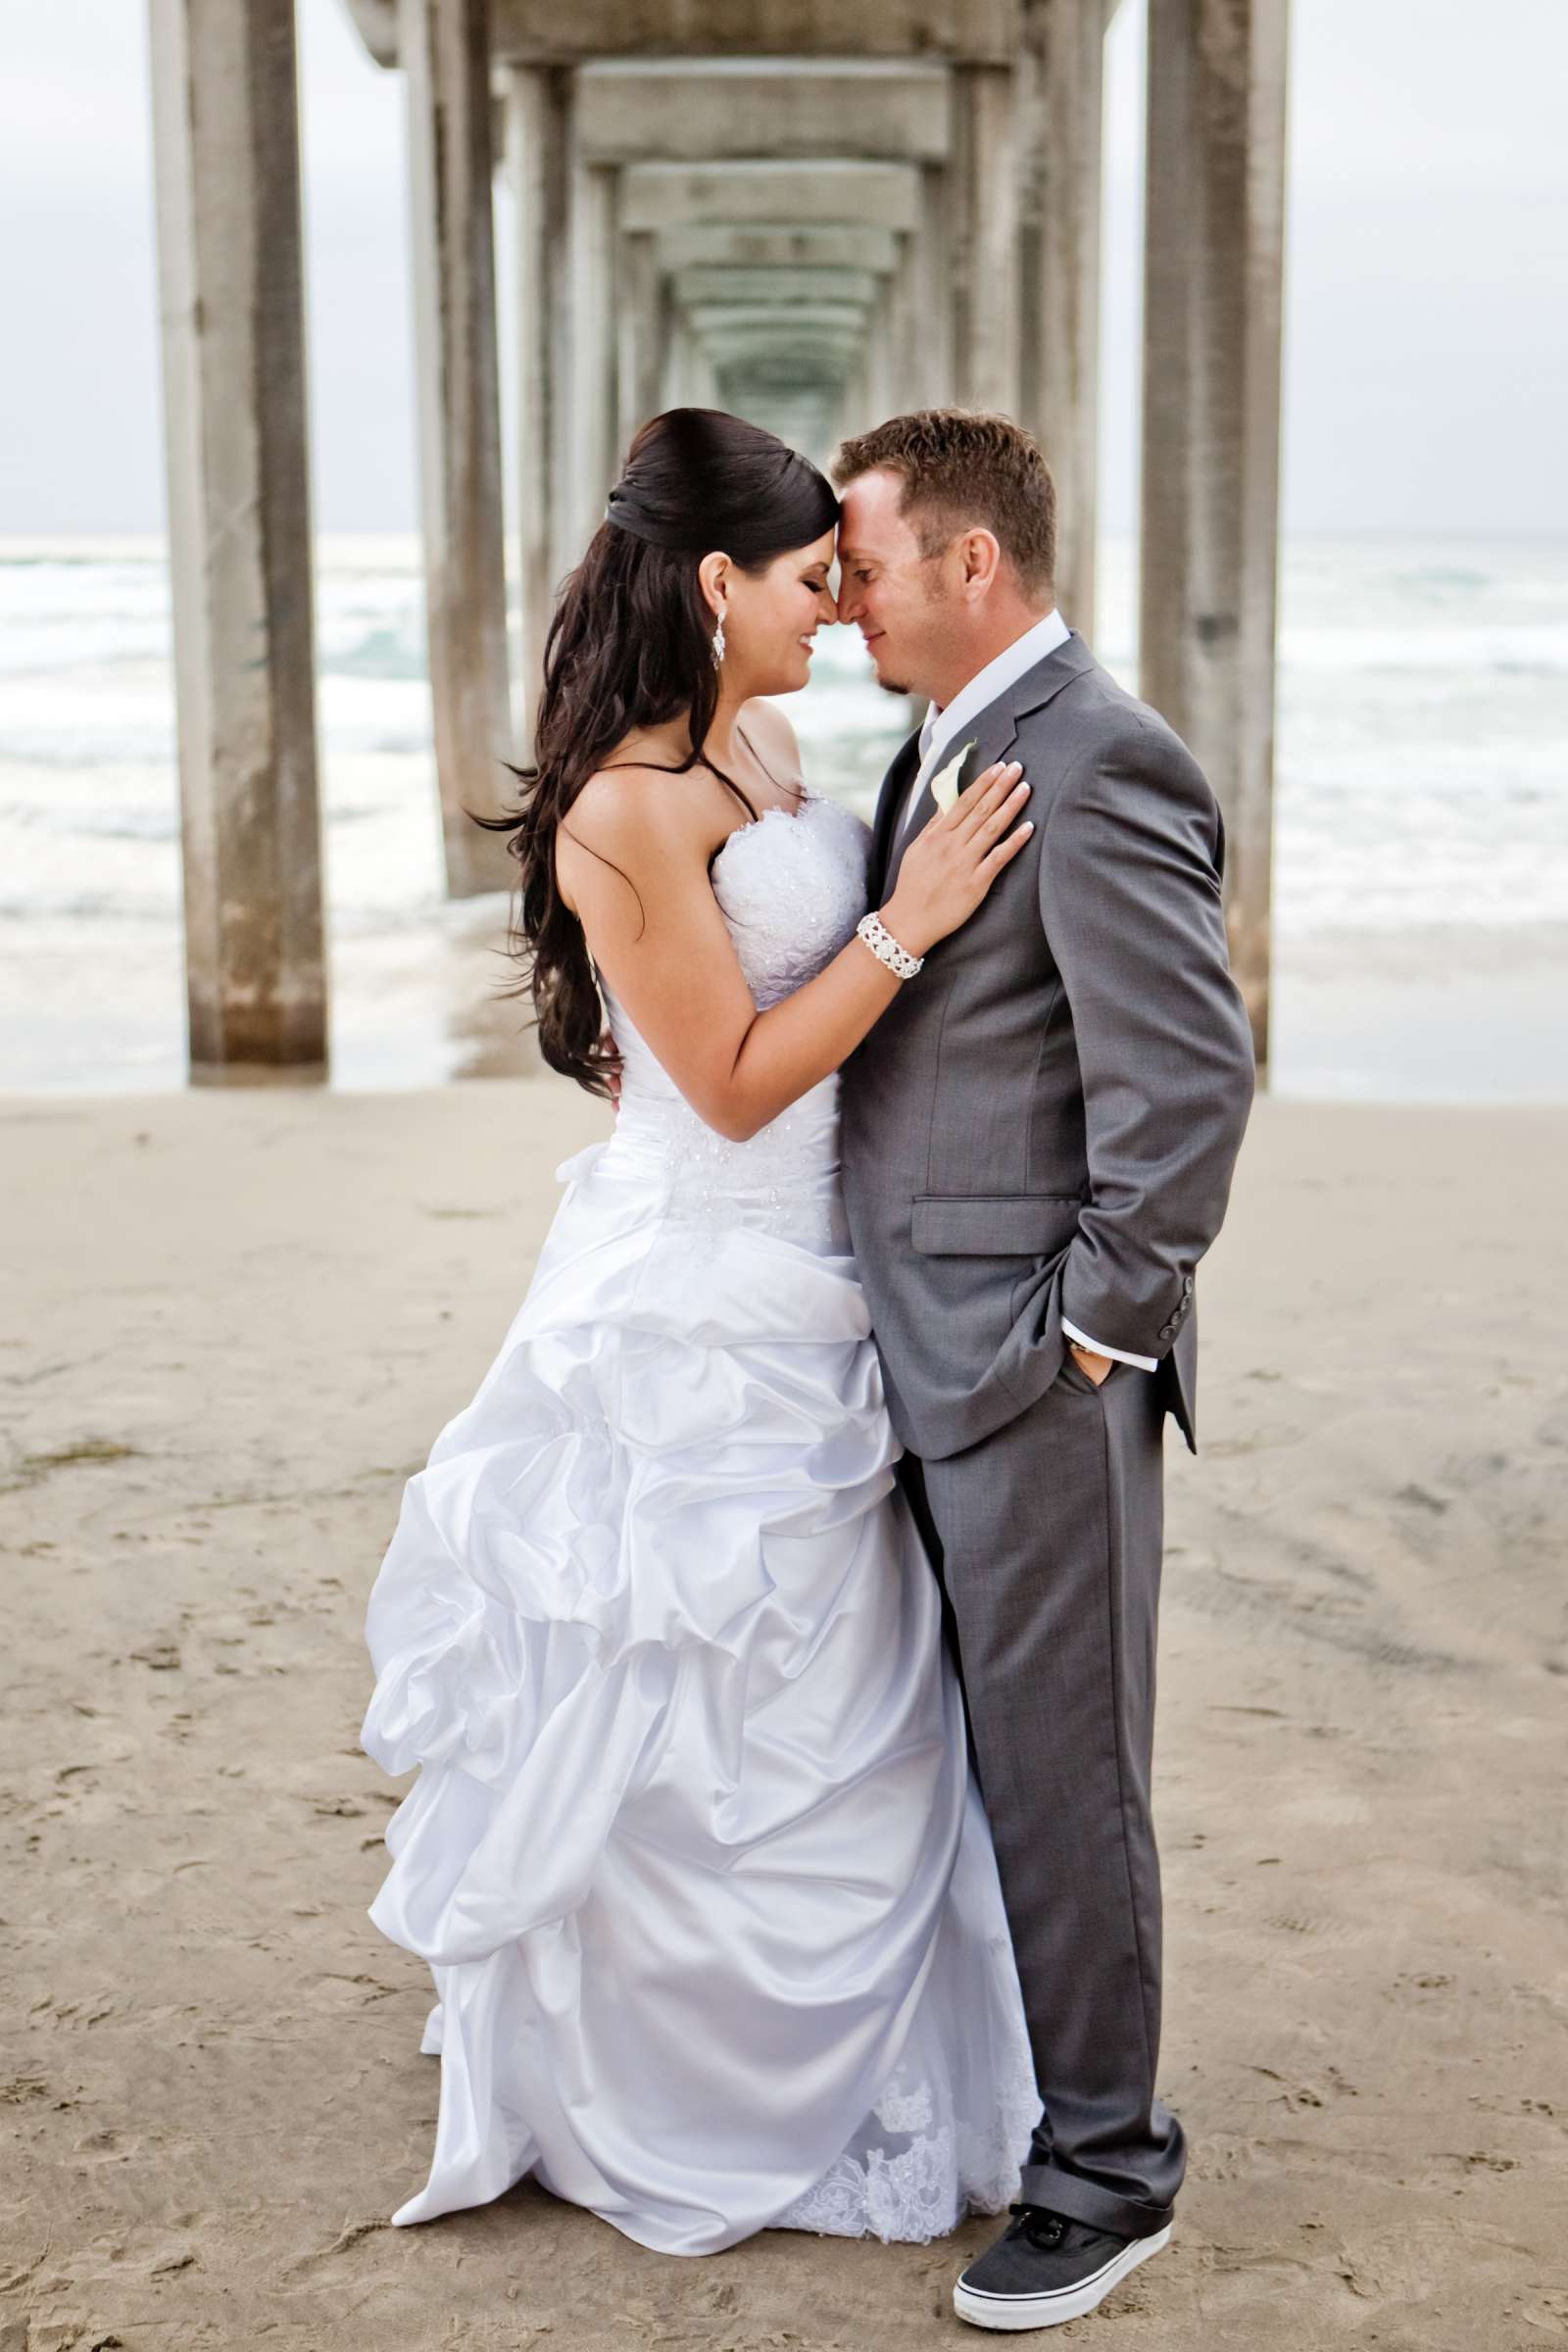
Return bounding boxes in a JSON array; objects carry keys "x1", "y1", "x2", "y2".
[{"x1": 1, "y1": 0, "x2": 1565, "y2": 539}]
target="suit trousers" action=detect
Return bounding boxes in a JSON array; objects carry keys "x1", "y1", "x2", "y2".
[{"x1": 896, "y1": 1347, "x2": 1186, "y2": 2240}]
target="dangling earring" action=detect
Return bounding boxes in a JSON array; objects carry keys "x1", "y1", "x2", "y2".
[{"x1": 711, "y1": 611, "x2": 726, "y2": 668}]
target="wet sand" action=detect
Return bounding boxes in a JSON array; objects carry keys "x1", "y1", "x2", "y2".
[{"x1": 1, "y1": 1084, "x2": 1564, "y2": 2351}]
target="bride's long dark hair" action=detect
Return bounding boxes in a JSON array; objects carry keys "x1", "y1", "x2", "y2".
[{"x1": 472, "y1": 408, "x2": 840, "y2": 1100}]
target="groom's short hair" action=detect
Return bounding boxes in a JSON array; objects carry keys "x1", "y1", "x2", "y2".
[{"x1": 832, "y1": 410, "x2": 1056, "y2": 596}]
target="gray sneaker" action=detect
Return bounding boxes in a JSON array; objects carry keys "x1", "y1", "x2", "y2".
[{"x1": 953, "y1": 2203, "x2": 1172, "y2": 2331}]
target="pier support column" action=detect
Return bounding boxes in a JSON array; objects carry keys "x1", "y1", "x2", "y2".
[
  {"x1": 911, "y1": 167, "x2": 956, "y2": 409},
  {"x1": 663, "y1": 312, "x2": 718, "y2": 409},
  {"x1": 617, "y1": 227, "x2": 667, "y2": 459},
  {"x1": 1019, "y1": 0, "x2": 1104, "y2": 630},
  {"x1": 564, "y1": 153, "x2": 621, "y2": 570},
  {"x1": 661, "y1": 309, "x2": 691, "y2": 408},
  {"x1": 147, "y1": 0, "x2": 326, "y2": 1075},
  {"x1": 401, "y1": 0, "x2": 514, "y2": 896},
  {"x1": 950, "y1": 64, "x2": 1020, "y2": 416},
  {"x1": 505, "y1": 62, "x2": 568, "y2": 751},
  {"x1": 841, "y1": 341, "x2": 871, "y2": 438},
  {"x1": 862, "y1": 277, "x2": 898, "y2": 427},
  {"x1": 1141, "y1": 0, "x2": 1289, "y2": 1069},
  {"x1": 885, "y1": 229, "x2": 924, "y2": 416},
  {"x1": 687, "y1": 330, "x2": 719, "y2": 409}
]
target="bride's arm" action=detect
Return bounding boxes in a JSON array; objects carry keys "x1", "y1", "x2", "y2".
[{"x1": 558, "y1": 760, "x2": 1032, "y2": 1144}]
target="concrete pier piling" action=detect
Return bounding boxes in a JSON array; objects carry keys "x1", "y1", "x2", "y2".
[
  {"x1": 1141, "y1": 0, "x2": 1290, "y2": 1071},
  {"x1": 1018, "y1": 0, "x2": 1105, "y2": 631},
  {"x1": 504, "y1": 61, "x2": 569, "y2": 750},
  {"x1": 147, "y1": 0, "x2": 327, "y2": 1077},
  {"x1": 400, "y1": 0, "x2": 516, "y2": 899}
]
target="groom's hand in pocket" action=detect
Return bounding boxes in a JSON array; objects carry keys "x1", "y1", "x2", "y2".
[{"x1": 1068, "y1": 1343, "x2": 1114, "y2": 1388}]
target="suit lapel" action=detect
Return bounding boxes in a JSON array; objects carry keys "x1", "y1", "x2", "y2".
[
  {"x1": 1009, "y1": 628, "x2": 1096, "y2": 724},
  {"x1": 869, "y1": 730, "x2": 922, "y2": 903},
  {"x1": 884, "y1": 705, "x2": 1019, "y2": 896},
  {"x1": 871, "y1": 633, "x2": 1100, "y2": 899}
]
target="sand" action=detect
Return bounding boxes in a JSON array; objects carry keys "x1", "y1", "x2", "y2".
[{"x1": 1, "y1": 1082, "x2": 1564, "y2": 2352}]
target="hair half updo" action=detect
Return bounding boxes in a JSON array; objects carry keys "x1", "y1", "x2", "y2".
[{"x1": 469, "y1": 409, "x2": 840, "y2": 1098}]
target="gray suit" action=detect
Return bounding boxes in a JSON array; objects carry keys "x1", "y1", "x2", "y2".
[{"x1": 840, "y1": 629, "x2": 1255, "y2": 2239}]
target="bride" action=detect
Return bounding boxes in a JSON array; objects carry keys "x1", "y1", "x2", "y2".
[{"x1": 360, "y1": 407, "x2": 1039, "y2": 2257}]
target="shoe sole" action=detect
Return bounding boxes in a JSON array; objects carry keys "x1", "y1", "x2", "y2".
[{"x1": 952, "y1": 2222, "x2": 1172, "y2": 2331}]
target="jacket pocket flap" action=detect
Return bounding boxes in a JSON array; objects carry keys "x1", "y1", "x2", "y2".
[{"x1": 910, "y1": 1194, "x2": 1083, "y2": 1256}]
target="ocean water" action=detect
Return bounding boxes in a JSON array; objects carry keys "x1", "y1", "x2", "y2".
[{"x1": 0, "y1": 532, "x2": 1564, "y2": 1098}]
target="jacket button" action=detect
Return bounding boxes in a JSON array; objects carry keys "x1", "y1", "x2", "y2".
[{"x1": 1182, "y1": 1275, "x2": 1194, "y2": 1295}]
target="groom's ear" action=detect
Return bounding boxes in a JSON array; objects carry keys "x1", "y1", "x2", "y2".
[{"x1": 956, "y1": 528, "x2": 1004, "y2": 600}]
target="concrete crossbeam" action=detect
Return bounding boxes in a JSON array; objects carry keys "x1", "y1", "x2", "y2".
[
  {"x1": 671, "y1": 266, "x2": 882, "y2": 310},
  {"x1": 575, "y1": 60, "x2": 952, "y2": 164},
  {"x1": 620, "y1": 159, "x2": 922, "y2": 232},
  {"x1": 722, "y1": 354, "x2": 849, "y2": 392},
  {"x1": 148, "y1": 0, "x2": 326, "y2": 1073},
  {"x1": 1141, "y1": 0, "x2": 1288, "y2": 1070},
  {"x1": 687, "y1": 303, "x2": 872, "y2": 338},
  {"x1": 340, "y1": 0, "x2": 398, "y2": 65},
  {"x1": 488, "y1": 1, "x2": 1018, "y2": 64},
  {"x1": 344, "y1": 0, "x2": 1021, "y2": 66},
  {"x1": 656, "y1": 223, "x2": 900, "y2": 274},
  {"x1": 702, "y1": 321, "x2": 864, "y2": 351},
  {"x1": 705, "y1": 324, "x2": 864, "y2": 360}
]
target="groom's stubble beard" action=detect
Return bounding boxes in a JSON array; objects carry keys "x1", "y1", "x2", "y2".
[{"x1": 870, "y1": 564, "x2": 948, "y2": 706}]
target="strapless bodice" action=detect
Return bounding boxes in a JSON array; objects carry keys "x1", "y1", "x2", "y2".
[{"x1": 588, "y1": 794, "x2": 872, "y2": 1247}]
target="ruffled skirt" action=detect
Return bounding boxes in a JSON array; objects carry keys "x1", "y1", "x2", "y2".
[{"x1": 361, "y1": 1132, "x2": 1037, "y2": 2254}]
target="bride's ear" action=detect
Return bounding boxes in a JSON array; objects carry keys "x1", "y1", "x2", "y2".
[{"x1": 698, "y1": 550, "x2": 731, "y2": 620}]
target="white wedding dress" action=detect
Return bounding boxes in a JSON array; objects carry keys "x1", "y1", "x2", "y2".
[{"x1": 360, "y1": 790, "x2": 1038, "y2": 2256}]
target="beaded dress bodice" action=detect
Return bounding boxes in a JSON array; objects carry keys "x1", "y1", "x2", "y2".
[{"x1": 594, "y1": 795, "x2": 872, "y2": 1240}]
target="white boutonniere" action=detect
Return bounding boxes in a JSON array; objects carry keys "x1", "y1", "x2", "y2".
[{"x1": 929, "y1": 740, "x2": 976, "y2": 814}]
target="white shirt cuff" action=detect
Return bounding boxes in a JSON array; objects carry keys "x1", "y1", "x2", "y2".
[{"x1": 1061, "y1": 1318, "x2": 1159, "y2": 1374}]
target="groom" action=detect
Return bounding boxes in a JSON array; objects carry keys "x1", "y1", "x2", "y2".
[{"x1": 834, "y1": 412, "x2": 1255, "y2": 2331}]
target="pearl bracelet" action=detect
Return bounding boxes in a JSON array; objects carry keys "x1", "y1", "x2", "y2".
[{"x1": 856, "y1": 909, "x2": 924, "y2": 980}]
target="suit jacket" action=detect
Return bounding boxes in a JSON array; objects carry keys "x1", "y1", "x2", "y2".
[{"x1": 839, "y1": 629, "x2": 1256, "y2": 1464}]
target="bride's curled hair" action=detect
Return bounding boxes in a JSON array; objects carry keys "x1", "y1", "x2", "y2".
[{"x1": 473, "y1": 408, "x2": 840, "y2": 1099}]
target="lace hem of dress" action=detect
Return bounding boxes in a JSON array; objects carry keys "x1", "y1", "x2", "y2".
[{"x1": 770, "y1": 2051, "x2": 1039, "y2": 2244}]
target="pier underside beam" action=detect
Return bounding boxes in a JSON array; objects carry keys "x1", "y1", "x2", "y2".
[
  {"x1": 619, "y1": 159, "x2": 923, "y2": 234},
  {"x1": 487, "y1": 1, "x2": 1017, "y2": 61},
  {"x1": 671, "y1": 266, "x2": 884, "y2": 311},
  {"x1": 656, "y1": 223, "x2": 901, "y2": 274},
  {"x1": 575, "y1": 62, "x2": 952, "y2": 165}
]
